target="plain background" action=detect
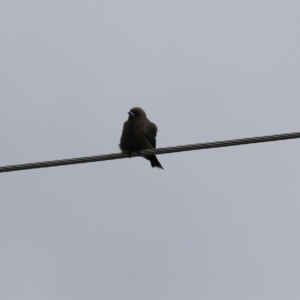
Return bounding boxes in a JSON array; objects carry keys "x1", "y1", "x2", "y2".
[{"x1": 1, "y1": 1, "x2": 300, "y2": 299}]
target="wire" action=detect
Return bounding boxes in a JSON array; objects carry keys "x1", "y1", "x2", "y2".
[{"x1": 0, "y1": 131, "x2": 300, "y2": 173}]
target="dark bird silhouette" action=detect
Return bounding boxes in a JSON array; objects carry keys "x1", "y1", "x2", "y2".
[{"x1": 119, "y1": 107, "x2": 163, "y2": 169}]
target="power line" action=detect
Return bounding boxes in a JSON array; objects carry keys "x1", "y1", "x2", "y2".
[{"x1": 1, "y1": 131, "x2": 300, "y2": 173}]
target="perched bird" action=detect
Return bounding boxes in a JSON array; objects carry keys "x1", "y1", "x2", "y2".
[{"x1": 119, "y1": 107, "x2": 163, "y2": 169}]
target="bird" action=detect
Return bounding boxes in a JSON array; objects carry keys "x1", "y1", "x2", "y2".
[{"x1": 119, "y1": 107, "x2": 163, "y2": 169}]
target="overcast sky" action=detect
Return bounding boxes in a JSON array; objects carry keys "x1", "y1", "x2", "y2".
[{"x1": 1, "y1": 1, "x2": 300, "y2": 299}]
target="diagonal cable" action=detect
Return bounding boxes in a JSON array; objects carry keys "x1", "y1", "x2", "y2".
[{"x1": 0, "y1": 131, "x2": 300, "y2": 173}]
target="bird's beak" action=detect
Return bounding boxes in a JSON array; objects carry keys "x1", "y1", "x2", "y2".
[{"x1": 128, "y1": 111, "x2": 135, "y2": 117}]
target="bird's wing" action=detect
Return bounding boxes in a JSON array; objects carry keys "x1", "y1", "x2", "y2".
[
  {"x1": 145, "y1": 131, "x2": 156, "y2": 148},
  {"x1": 146, "y1": 122, "x2": 158, "y2": 148}
]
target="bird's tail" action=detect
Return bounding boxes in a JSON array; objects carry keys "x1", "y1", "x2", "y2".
[{"x1": 148, "y1": 155, "x2": 164, "y2": 169}]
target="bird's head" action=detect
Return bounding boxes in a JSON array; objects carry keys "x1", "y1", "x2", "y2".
[{"x1": 128, "y1": 107, "x2": 146, "y2": 118}]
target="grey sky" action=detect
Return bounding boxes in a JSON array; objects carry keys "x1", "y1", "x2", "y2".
[{"x1": 1, "y1": 1, "x2": 300, "y2": 299}]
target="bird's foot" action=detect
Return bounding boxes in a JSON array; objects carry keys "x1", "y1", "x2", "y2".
[{"x1": 127, "y1": 150, "x2": 141, "y2": 158}]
